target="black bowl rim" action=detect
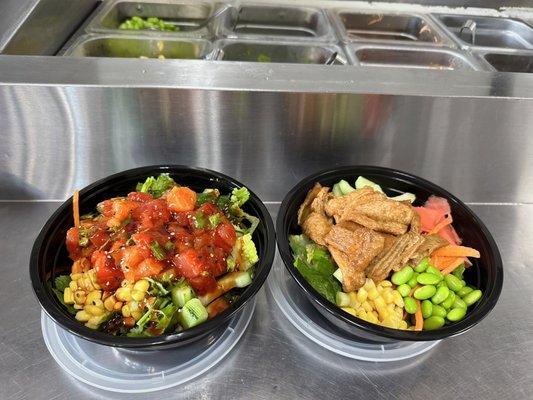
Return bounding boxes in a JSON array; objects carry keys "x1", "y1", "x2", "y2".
[
  {"x1": 30, "y1": 165, "x2": 276, "y2": 348},
  {"x1": 276, "y1": 165, "x2": 504, "y2": 341}
]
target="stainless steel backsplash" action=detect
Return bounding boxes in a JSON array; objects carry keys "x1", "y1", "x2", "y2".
[{"x1": 1, "y1": 86, "x2": 531, "y2": 203}]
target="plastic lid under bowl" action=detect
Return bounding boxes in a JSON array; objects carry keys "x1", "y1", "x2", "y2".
[
  {"x1": 41, "y1": 299, "x2": 255, "y2": 393},
  {"x1": 267, "y1": 260, "x2": 440, "y2": 362}
]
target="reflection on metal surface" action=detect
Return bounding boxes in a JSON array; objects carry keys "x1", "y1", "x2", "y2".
[{"x1": 1, "y1": 86, "x2": 532, "y2": 203}]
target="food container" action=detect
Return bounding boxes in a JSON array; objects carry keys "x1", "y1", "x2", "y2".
[
  {"x1": 276, "y1": 166, "x2": 503, "y2": 343},
  {"x1": 86, "y1": 0, "x2": 216, "y2": 39},
  {"x1": 215, "y1": 3, "x2": 336, "y2": 43},
  {"x1": 481, "y1": 52, "x2": 533, "y2": 73},
  {"x1": 62, "y1": 34, "x2": 212, "y2": 59},
  {"x1": 328, "y1": 9, "x2": 454, "y2": 48},
  {"x1": 345, "y1": 43, "x2": 486, "y2": 70},
  {"x1": 30, "y1": 165, "x2": 276, "y2": 349},
  {"x1": 211, "y1": 39, "x2": 348, "y2": 64},
  {"x1": 432, "y1": 14, "x2": 533, "y2": 50}
]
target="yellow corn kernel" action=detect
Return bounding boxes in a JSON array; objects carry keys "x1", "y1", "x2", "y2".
[
  {"x1": 85, "y1": 304, "x2": 104, "y2": 316},
  {"x1": 102, "y1": 291, "x2": 111, "y2": 301},
  {"x1": 363, "y1": 278, "x2": 375, "y2": 291},
  {"x1": 379, "y1": 280, "x2": 393, "y2": 287},
  {"x1": 364, "y1": 312, "x2": 379, "y2": 324},
  {"x1": 116, "y1": 287, "x2": 132, "y2": 302},
  {"x1": 392, "y1": 291, "x2": 404, "y2": 307},
  {"x1": 85, "y1": 323, "x2": 98, "y2": 330},
  {"x1": 361, "y1": 301, "x2": 373, "y2": 313},
  {"x1": 131, "y1": 290, "x2": 146, "y2": 302},
  {"x1": 71, "y1": 273, "x2": 82, "y2": 281},
  {"x1": 395, "y1": 307, "x2": 404, "y2": 318},
  {"x1": 368, "y1": 287, "x2": 380, "y2": 301},
  {"x1": 75, "y1": 310, "x2": 91, "y2": 322},
  {"x1": 122, "y1": 304, "x2": 131, "y2": 317},
  {"x1": 113, "y1": 301, "x2": 123, "y2": 311},
  {"x1": 85, "y1": 290, "x2": 102, "y2": 305},
  {"x1": 74, "y1": 290, "x2": 86, "y2": 305},
  {"x1": 69, "y1": 281, "x2": 78, "y2": 291},
  {"x1": 376, "y1": 285, "x2": 384, "y2": 293},
  {"x1": 356, "y1": 309, "x2": 367, "y2": 319},
  {"x1": 373, "y1": 296, "x2": 386, "y2": 309},
  {"x1": 383, "y1": 290, "x2": 394, "y2": 304},
  {"x1": 341, "y1": 307, "x2": 357, "y2": 317},
  {"x1": 131, "y1": 310, "x2": 143, "y2": 321},
  {"x1": 88, "y1": 313, "x2": 109, "y2": 327},
  {"x1": 387, "y1": 303, "x2": 396, "y2": 314},
  {"x1": 74, "y1": 303, "x2": 83, "y2": 310},
  {"x1": 133, "y1": 279, "x2": 149, "y2": 293},
  {"x1": 399, "y1": 320, "x2": 408, "y2": 330},
  {"x1": 382, "y1": 315, "x2": 398, "y2": 329},
  {"x1": 63, "y1": 287, "x2": 74, "y2": 304},
  {"x1": 103, "y1": 295, "x2": 116, "y2": 312},
  {"x1": 356, "y1": 287, "x2": 368, "y2": 303}
]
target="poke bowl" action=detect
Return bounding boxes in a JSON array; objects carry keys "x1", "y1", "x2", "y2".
[
  {"x1": 276, "y1": 166, "x2": 503, "y2": 343},
  {"x1": 30, "y1": 165, "x2": 275, "y2": 350}
]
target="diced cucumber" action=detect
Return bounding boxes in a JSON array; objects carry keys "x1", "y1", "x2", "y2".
[
  {"x1": 171, "y1": 282, "x2": 196, "y2": 308},
  {"x1": 333, "y1": 268, "x2": 343, "y2": 283},
  {"x1": 332, "y1": 183, "x2": 343, "y2": 197},
  {"x1": 179, "y1": 298, "x2": 208, "y2": 329},
  {"x1": 390, "y1": 192, "x2": 416, "y2": 203},
  {"x1": 234, "y1": 271, "x2": 253, "y2": 288},
  {"x1": 336, "y1": 291, "x2": 350, "y2": 307},
  {"x1": 355, "y1": 176, "x2": 383, "y2": 193},
  {"x1": 338, "y1": 180, "x2": 355, "y2": 195}
]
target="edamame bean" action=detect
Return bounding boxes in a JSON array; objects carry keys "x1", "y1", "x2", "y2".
[
  {"x1": 423, "y1": 316, "x2": 445, "y2": 330},
  {"x1": 414, "y1": 285, "x2": 437, "y2": 300},
  {"x1": 437, "y1": 280, "x2": 447, "y2": 288},
  {"x1": 391, "y1": 266, "x2": 414, "y2": 286},
  {"x1": 452, "y1": 264, "x2": 465, "y2": 278},
  {"x1": 444, "y1": 274, "x2": 465, "y2": 292},
  {"x1": 407, "y1": 273, "x2": 419, "y2": 288},
  {"x1": 447, "y1": 307, "x2": 467, "y2": 322},
  {"x1": 421, "y1": 300, "x2": 433, "y2": 318},
  {"x1": 456, "y1": 286, "x2": 474, "y2": 297},
  {"x1": 432, "y1": 304, "x2": 447, "y2": 318},
  {"x1": 453, "y1": 297, "x2": 467, "y2": 309},
  {"x1": 463, "y1": 290, "x2": 482, "y2": 306},
  {"x1": 426, "y1": 266, "x2": 443, "y2": 277},
  {"x1": 417, "y1": 273, "x2": 442, "y2": 285},
  {"x1": 404, "y1": 297, "x2": 418, "y2": 314},
  {"x1": 415, "y1": 258, "x2": 430, "y2": 273},
  {"x1": 431, "y1": 286, "x2": 450, "y2": 305},
  {"x1": 397, "y1": 284, "x2": 411, "y2": 298},
  {"x1": 441, "y1": 291, "x2": 456, "y2": 309}
]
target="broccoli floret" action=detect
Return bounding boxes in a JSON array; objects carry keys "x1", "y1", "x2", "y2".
[{"x1": 227, "y1": 233, "x2": 259, "y2": 271}]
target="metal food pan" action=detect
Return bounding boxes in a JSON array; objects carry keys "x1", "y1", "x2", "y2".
[
  {"x1": 432, "y1": 14, "x2": 533, "y2": 50},
  {"x1": 86, "y1": 0, "x2": 214, "y2": 39},
  {"x1": 345, "y1": 43, "x2": 486, "y2": 70},
  {"x1": 328, "y1": 9, "x2": 454, "y2": 48},
  {"x1": 478, "y1": 51, "x2": 533, "y2": 73},
  {"x1": 211, "y1": 39, "x2": 348, "y2": 65},
  {"x1": 62, "y1": 34, "x2": 212, "y2": 59},
  {"x1": 216, "y1": 4, "x2": 336, "y2": 43}
]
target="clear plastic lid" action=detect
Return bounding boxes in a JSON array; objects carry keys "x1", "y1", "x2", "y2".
[
  {"x1": 267, "y1": 260, "x2": 440, "y2": 362},
  {"x1": 41, "y1": 299, "x2": 255, "y2": 393}
]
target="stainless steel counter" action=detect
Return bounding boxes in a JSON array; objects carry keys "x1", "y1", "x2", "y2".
[{"x1": 1, "y1": 202, "x2": 532, "y2": 399}]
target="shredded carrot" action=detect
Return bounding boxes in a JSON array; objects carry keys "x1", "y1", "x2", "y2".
[
  {"x1": 441, "y1": 257, "x2": 466, "y2": 275},
  {"x1": 432, "y1": 245, "x2": 480, "y2": 258},
  {"x1": 431, "y1": 255, "x2": 454, "y2": 270},
  {"x1": 409, "y1": 284, "x2": 420, "y2": 297},
  {"x1": 429, "y1": 214, "x2": 453, "y2": 234},
  {"x1": 414, "y1": 300, "x2": 423, "y2": 331},
  {"x1": 73, "y1": 190, "x2": 80, "y2": 228}
]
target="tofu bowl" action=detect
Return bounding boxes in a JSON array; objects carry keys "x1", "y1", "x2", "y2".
[{"x1": 276, "y1": 166, "x2": 503, "y2": 342}]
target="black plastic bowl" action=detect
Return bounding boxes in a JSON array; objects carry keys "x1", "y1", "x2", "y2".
[
  {"x1": 30, "y1": 165, "x2": 275, "y2": 350},
  {"x1": 276, "y1": 166, "x2": 503, "y2": 343}
]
